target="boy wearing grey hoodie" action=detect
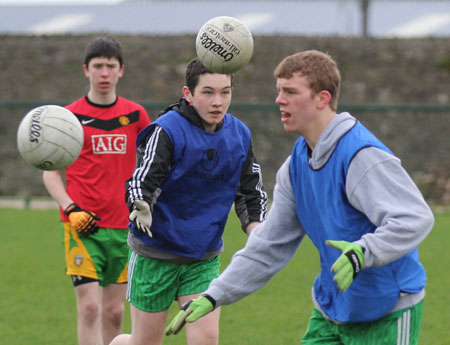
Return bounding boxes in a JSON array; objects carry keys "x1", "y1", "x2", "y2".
[{"x1": 165, "y1": 50, "x2": 434, "y2": 345}]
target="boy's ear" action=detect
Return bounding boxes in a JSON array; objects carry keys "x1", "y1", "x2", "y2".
[
  {"x1": 83, "y1": 64, "x2": 89, "y2": 77},
  {"x1": 316, "y1": 90, "x2": 331, "y2": 110},
  {"x1": 182, "y1": 86, "x2": 193, "y2": 104}
]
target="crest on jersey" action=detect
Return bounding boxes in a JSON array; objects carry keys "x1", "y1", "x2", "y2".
[
  {"x1": 119, "y1": 116, "x2": 130, "y2": 126},
  {"x1": 75, "y1": 255, "x2": 83, "y2": 266}
]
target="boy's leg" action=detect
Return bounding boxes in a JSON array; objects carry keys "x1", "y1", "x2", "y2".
[
  {"x1": 63, "y1": 222, "x2": 105, "y2": 345},
  {"x1": 109, "y1": 334, "x2": 131, "y2": 345},
  {"x1": 122, "y1": 252, "x2": 181, "y2": 344},
  {"x1": 101, "y1": 283, "x2": 127, "y2": 345},
  {"x1": 179, "y1": 293, "x2": 221, "y2": 345},
  {"x1": 129, "y1": 304, "x2": 169, "y2": 345},
  {"x1": 176, "y1": 257, "x2": 221, "y2": 345},
  {"x1": 74, "y1": 281, "x2": 103, "y2": 345},
  {"x1": 109, "y1": 305, "x2": 169, "y2": 345},
  {"x1": 100, "y1": 229, "x2": 129, "y2": 345}
]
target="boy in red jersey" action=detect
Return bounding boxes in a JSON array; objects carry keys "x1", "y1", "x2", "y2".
[{"x1": 43, "y1": 36, "x2": 150, "y2": 345}]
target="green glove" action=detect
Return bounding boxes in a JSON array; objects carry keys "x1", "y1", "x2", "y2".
[
  {"x1": 165, "y1": 295, "x2": 215, "y2": 336},
  {"x1": 326, "y1": 240, "x2": 365, "y2": 292}
]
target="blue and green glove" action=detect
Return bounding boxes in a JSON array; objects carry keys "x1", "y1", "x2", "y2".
[
  {"x1": 165, "y1": 295, "x2": 215, "y2": 336},
  {"x1": 326, "y1": 240, "x2": 365, "y2": 292}
]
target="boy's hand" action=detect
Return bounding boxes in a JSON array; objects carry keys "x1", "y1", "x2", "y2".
[
  {"x1": 326, "y1": 240, "x2": 365, "y2": 292},
  {"x1": 129, "y1": 200, "x2": 152, "y2": 237},
  {"x1": 165, "y1": 295, "x2": 215, "y2": 336},
  {"x1": 64, "y1": 203, "x2": 101, "y2": 236}
]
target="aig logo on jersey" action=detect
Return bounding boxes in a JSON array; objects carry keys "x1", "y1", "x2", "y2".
[{"x1": 91, "y1": 134, "x2": 127, "y2": 154}]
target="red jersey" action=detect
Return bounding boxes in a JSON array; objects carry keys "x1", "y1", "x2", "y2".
[{"x1": 60, "y1": 96, "x2": 151, "y2": 228}]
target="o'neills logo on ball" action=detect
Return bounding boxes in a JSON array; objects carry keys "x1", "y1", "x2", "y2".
[
  {"x1": 29, "y1": 107, "x2": 44, "y2": 144},
  {"x1": 199, "y1": 25, "x2": 241, "y2": 62}
]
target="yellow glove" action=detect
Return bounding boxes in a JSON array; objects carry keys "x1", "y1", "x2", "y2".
[{"x1": 64, "y1": 203, "x2": 101, "y2": 236}]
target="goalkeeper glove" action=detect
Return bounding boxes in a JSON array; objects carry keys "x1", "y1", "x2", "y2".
[
  {"x1": 64, "y1": 203, "x2": 101, "y2": 236},
  {"x1": 326, "y1": 240, "x2": 365, "y2": 293},
  {"x1": 129, "y1": 200, "x2": 152, "y2": 237},
  {"x1": 165, "y1": 295, "x2": 215, "y2": 336}
]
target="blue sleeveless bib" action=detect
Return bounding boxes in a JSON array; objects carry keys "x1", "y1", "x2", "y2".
[
  {"x1": 132, "y1": 111, "x2": 251, "y2": 258},
  {"x1": 290, "y1": 121, "x2": 426, "y2": 322}
]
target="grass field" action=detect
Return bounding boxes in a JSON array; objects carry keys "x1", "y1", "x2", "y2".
[{"x1": 1, "y1": 207, "x2": 448, "y2": 344}]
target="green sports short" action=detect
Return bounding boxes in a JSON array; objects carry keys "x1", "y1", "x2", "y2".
[
  {"x1": 62, "y1": 223, "x2": 129, "y2": 287},
  {"x1": 301, "y1": 300, "x2": 423, "y2": 345},
  {"x1": 127, "y1": 251, "x2": 220, "y2": 313}
]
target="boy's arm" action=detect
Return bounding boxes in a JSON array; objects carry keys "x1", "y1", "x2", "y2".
[
  {"x1": 234, "y1": 140, "x2": 268, "y2": 234},
  {"x1": 166, "y1": 158, "x2": 306, "y2": 335},
  {"x1": 43, "y1": 170, "x2": 100, "y2": 236},
  {"x1": 347, "y1": 147, "x2": 434, "y2": 268},
  {"x1": 125, "y1": 124, "x2": 172, "y2": 210},
  {"x1": 207, "y1": 157, "x2": 305, "y2": 306},
  {"x1": 43, "y1": 170, "x2": 73, "y2": 209}
]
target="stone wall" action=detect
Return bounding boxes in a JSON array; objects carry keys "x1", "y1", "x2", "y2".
[{"x1": 1, "y1": 34, "x2": 449, "y2": 203}]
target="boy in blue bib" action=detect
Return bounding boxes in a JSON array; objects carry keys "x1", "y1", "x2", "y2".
[{"x1": 111, "y1": 58, "x2": 268, "y2": 345}]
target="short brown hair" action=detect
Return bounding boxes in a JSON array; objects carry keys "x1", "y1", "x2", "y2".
[
  {"x1": 84, "y1": 36, "x2": 123, "y2": 67},
  {"x1": 274, "y1": 50, "x2": 341, "y2": 111},
  {"x1": 185, "y1": 57, "x2": 233, "y2": 95}
]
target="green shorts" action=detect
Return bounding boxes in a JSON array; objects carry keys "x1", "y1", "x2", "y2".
[
  {"x1": 62, "y1": 222, "x2": 129, "y2": 287},
  {"x1": 127, "y1": 251, "x2": 220, "y2": 313},
  {"x1": 302, "y1": 300, "x2": 423, "y2": 345}
]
